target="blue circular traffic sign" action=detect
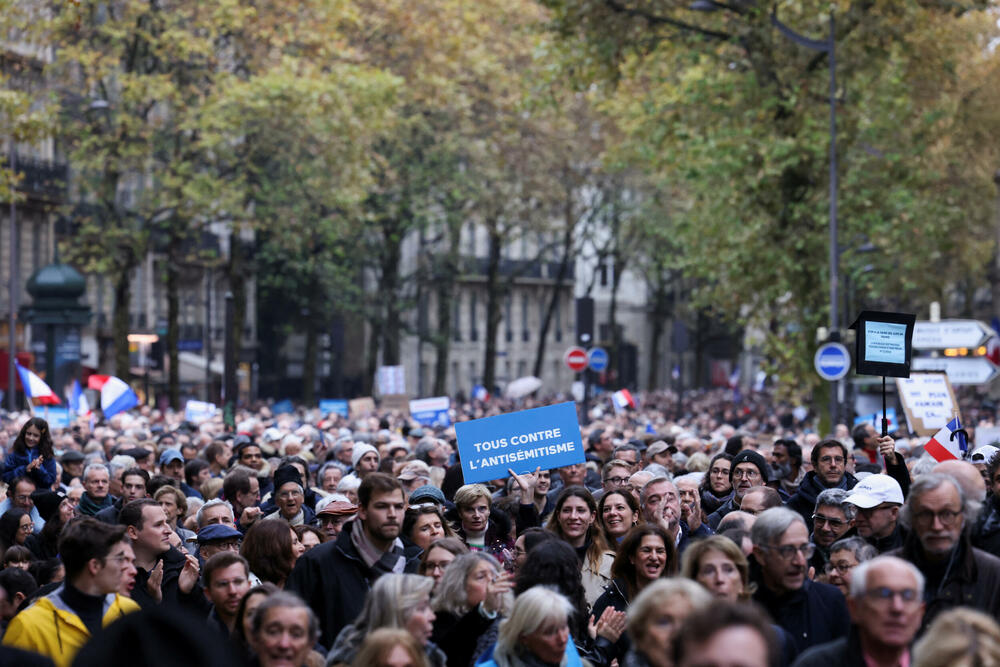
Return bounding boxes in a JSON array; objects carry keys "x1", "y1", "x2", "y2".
[
  {"x1": 814, "y1": 342, "x2": 851, "y2": 381},
  {"x1": 588, "y1": 347, "x2": 609, "y2": 372}
]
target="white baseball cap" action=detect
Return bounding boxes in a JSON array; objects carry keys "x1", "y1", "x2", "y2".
[
  {"x1": 845, "y1": 474, "x2": 904, "y2": 508},
  {"x1": 970, "y1": 445, "x2": 999, "y2": 464}
]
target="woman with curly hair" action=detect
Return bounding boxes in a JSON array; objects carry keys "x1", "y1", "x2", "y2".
[
  {"x1": 2, "y1": 418, "x2": 57, "y2": 488},
  {"x1": 592, "y1": 525, "x2": 676, "y2": 662},
  {"x1": 240, "y1": 519, "x2": 298, "y2": 587},
  {"x1": 545, "y1": 486, "x2": 615, "y2": 607}
]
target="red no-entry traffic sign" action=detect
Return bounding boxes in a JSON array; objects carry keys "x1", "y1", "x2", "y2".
[{"x1": 564, "y1": 346, "x2": 588, "y2": 372}]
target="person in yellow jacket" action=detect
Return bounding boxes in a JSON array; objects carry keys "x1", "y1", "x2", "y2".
[{"x1": 3, "y1": 518, "x2": 140, "y2": 667}]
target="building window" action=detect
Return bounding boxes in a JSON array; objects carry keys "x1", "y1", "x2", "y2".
[
  {"x1": 452, "y1": 294, "x2": 462, "y2": 342},
  {"x1": 470, "y1": 291, "x2": 478, "y2": 342},
  {"x1": 504, "y1": 293, "x2": 512, "y2": 343},
  {"x1": 521, "y1": 294, "x2": 530, "y2": 342},
  {"x1": 554, "y1": 293, "x2": 562, "y2": 342},
  {"x1": 599, "y1": 262, "x2": 608, "y2": 287}
]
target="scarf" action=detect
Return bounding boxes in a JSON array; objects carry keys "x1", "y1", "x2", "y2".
[
  {"x1": 78, "y1": 492, "x2": 114, "y2": 517},
  {"x1": 350, "y1": 520, "x2": 406, "y2": 575}
]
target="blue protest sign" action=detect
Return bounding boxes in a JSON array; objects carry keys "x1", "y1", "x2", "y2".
[
  {"x1": 854, "y1": 408, "x2": 898, "y2": 433},
  {"x1": 409, "y1": 396, "x2": 451, "y2": 427},
  {"x1": 272, "y1": 399, "x2": 294, "y2": 415},
  {"x1": 455, "y1": 401, "x2": 584, "y2": 484},
  {"x1": 184, "y1": 400, "x2": 217, "y2": 424},
  {"x1": 319, "y1": 399, "x2": 349, "y2": 418},
  {"x1": 33, "y1": 406, "x2": 71, "y2": 428}
]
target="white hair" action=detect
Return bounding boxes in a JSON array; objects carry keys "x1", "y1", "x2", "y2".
[{"x1": 494, "y1": 587, "x2": 573, "y2": 663}]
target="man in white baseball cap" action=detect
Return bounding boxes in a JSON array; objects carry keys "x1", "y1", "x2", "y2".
[
  {"x1": 845, "y1": 474, "x2": 905, "y2": 553},
  {"x1": 970, "y1": 445, "x2": 999, "y2": 483}
]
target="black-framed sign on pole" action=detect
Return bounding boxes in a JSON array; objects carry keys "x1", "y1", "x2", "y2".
[{"x1": 849, "y1": 310, "x2": 916, "y2": 437}]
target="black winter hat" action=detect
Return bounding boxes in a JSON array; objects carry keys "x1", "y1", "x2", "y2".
[
  {"x1": 730, "y1": 449, "x2": 769, "y2": 483},
  {"x1": 273, "y1": 464, "x2": 303, "y2": 491},
  {"x1": 31, "y1": 490, "x2": 66, "y2": 523}
]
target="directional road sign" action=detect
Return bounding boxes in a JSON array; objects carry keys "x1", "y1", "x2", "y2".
[
  {"x1": 814, "y1": 342, "x2": 851, "y2": 381},
  {"x1": 588, "y1": 347, "x2": 609, "y2": 372},
  {"x1": 911, "y1": 356, "x2": 1000, "y2": 385},
  {"x1": 912, "y1": 320, "x2": 993, "y2": 350},
  {"x1": 564, "y1": 346, "x2": 588, "y2": 373}
]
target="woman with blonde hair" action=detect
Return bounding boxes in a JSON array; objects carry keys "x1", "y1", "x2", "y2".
[
  {"x1": 913, "y1": 607, "x2": 1000, "y2": 667},
  {"x1": 328, "y1": 573, "x2": 444, "y2": 667},
  {"x1": 477, "y1": 586, "x2": 584, "y2": 667},
  {"x1": 623, "y1": 578, "x2": 713, "y2": 667},
  {"x1": 352, "y1": 628, "x2": 429, "y2": 667},
  {"x1": 431, "y1": 552, "x2": 512, "y2": 667},
  {"x1": 680, "y1": 535, "x2": 752, "y2": 601},
  {"x1": 449, "y1": 484, "x2": 514, "y2": 566}
]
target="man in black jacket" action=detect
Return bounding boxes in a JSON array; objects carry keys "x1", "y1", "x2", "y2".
[
  {"x1": 751, "y1": 507, "x2": 849, "y2": 654},
  {"x1": 285, "y1": 472, "x2": 421, "y2": 649},
  {"x1": 786, "y1": 440, "x2": 859, "y2": 533}
]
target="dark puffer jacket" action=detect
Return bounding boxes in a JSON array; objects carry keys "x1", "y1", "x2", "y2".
[{"x1": 752, "y1": 567, "x2": 849, "y2": 654}]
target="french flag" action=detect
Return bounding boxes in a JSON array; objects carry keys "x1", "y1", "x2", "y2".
[
  {"x1": 925, "y1": 417, "x2": 969, "y2": 462},
  {"x1": 15, "y1": 364, "x2": 61, "y2": 405},
  {"x1": 612, "y1": 389, "x2": 636, "y2": 413},
  {"x1": 472, "y1": 384, "x2": 490, "y2": 402},
  {"x1": 69, "y1": 379, "x2": 91, "y2": 417},
  {"x1": 88, "y1": 374, "x2": 139, "y2": 418}
]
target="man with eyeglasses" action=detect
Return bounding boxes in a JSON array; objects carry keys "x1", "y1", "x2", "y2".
[
  {"x1": 845, "y1": 474, "x2": 905, "y2": 553},
  {"x1": 707, "y1": 450, "x2": 769, "y2": 530},
  {"x1": 0, "y1": 476, "x2": 44, "y2": 533},
  {"x1": 792, "y1": 556, "x2": 924, "y2": 667},
  {"x1": 2, "y1": 518, "x2": 139, "y2": 667},
  {"x1": 810, "y1": 488, "x2": 856, "y2": 573},
  {"x1": 751, "y1": 507, "x2": 849, "y2": 654},
  {"x1": 787, "y1": 439, "x2": 859, "y2": 533},
  {"x1": 263, "y1": 465, "x2": 315, "y2": 526},
  {"x1": 599, "y1": 459, "x2": 632, "y2": 499},
  {"x1": 191, "y1": 523, "x2": 244, "y2": 561},
  {"x1": 889, "y1": 472, "x2": 1000, "y2": 630}
]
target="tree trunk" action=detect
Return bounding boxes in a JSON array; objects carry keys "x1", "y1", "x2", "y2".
[
  {"x1": 113, "y1": 270, "x2": 132, "y2": 379},
  {"x1": 647, "y1": 277, "x2": 670, "y2": 391},
  {"x1": 379, "y1": 223, "x2": 402, "y2": 366},
  {"x1": 609, "y1": 254, "x2": 623, "y2": 385},
  {"x1": 227, "y1": 227, "x2": 246, "y2": 404},
  {"x1": 482, "y1": 226, "x2": 503, "y2": 392},
  {"x1": 364, "y1": 311, "x2": 381, "y2": 396},
  {"x1": 166, "y1": 241, "x2": 180, "y2": 410},
  {"x1": 433, "y1": 219, "x2": 462, "y2": 396},
  {"x1": 303, "y1": 315, "x2": 317, "y2": 405},
  {"x1": 533, "y1": 215, "x2": 574, "y2": 377}
]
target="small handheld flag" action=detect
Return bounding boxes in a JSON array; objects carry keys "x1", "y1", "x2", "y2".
[
  {"x1": 15, "y1": 363, "x2": 61, "y2": 405},
  {"x1": 925, "y1": 417, "x2": 969, "y2": 463}
]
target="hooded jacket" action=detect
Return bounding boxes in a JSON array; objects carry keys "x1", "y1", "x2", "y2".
[
  {"x1": 285, "y1": 517, "x2": 422, "y2": 650},
  {"x1": 786, "y1": 471, "x2": 858, "y2": 533},
  {"x1": 1, "y1": 585, "x2": 139, "y2": 667}
]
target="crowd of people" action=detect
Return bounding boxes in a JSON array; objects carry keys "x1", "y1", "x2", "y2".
[{"x1": 1, "y1": 389, "x2": 1000, "y2": 667}]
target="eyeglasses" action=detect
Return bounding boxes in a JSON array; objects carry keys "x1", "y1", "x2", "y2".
[
  {"x1": 825, "y1": 560, "x2": 857, "y2": 574},
  {"x1": 864, "y1": 587, "x2": 920, "y2": 605},
  {"x1": 18, "y1": 522, "x2": 34, "y2": 533},
  {"x1": 913, "y1": 509, "x2": 961, "y2": 526},
  {"x1": 819, "y1": 456, "x2": 845, "y2": 465},
  {"x1": 765, "y1": 543, "x2": 815, "y2": 560},
  {"x1": 813, "y1": 513, "x2": 849, "y2": 528},
  {"x1": 733, "y1": 469, "x2": 760, "y2": 480},
  {"x1": 604, "y1": 476, "x2": 629, "y2": 486}
]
